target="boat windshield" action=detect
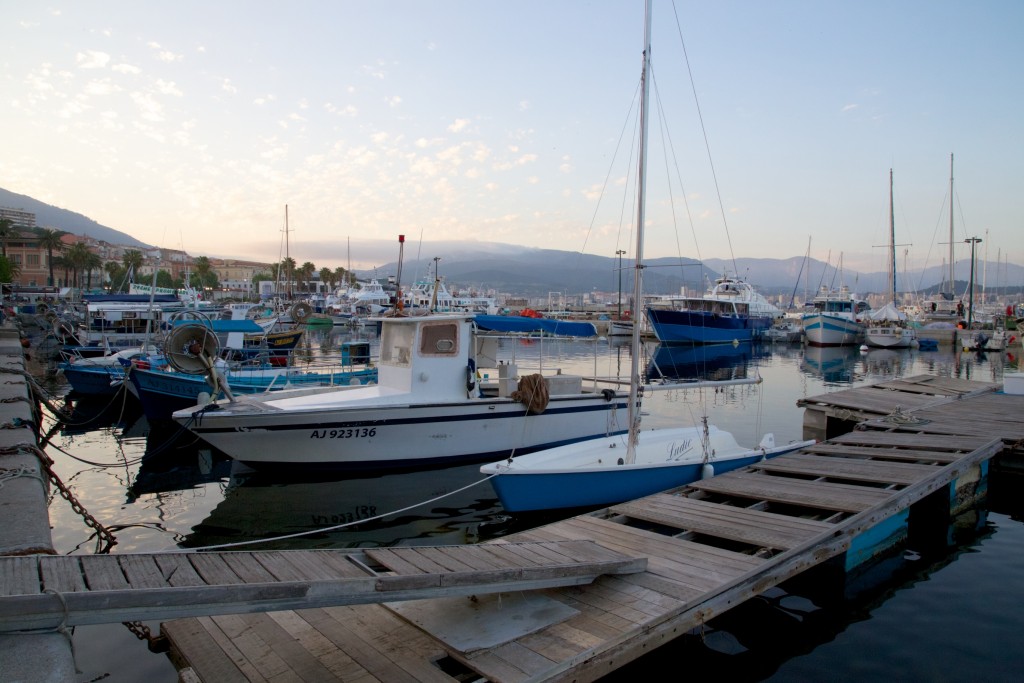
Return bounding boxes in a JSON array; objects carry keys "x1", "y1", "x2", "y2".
[{"x1": 380, "y1": 323, "x2": 415, "y2": 367}]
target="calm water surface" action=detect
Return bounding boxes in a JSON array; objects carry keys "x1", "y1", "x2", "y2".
[{"x1": 28, "y1": 327, "x2": 1024, "y2": 682}]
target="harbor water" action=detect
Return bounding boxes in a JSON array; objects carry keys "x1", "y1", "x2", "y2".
[{"x1": 26, "y1": 326, "x2": 1024, "y2": 682}]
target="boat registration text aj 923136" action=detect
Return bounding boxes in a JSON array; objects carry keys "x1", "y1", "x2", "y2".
[{"x1": 310, "y1": 427, "x2": 377, "y2": 439}]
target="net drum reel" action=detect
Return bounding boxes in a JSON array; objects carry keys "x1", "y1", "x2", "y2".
[
  {"x1": 163, "y1": 313, "x2": 236, "y2": 403},
  {"x1": 288, "y1": 301, "x2": 313, "y2": 324}
]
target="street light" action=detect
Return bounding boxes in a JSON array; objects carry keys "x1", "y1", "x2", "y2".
[
  {"x1": 964, "y1": 236, "x2": 982, "y2": 327},
  {"x1": 615, "y1": 250, "x2": 627, "y2": 319}
]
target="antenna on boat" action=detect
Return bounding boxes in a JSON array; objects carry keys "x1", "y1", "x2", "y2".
[{"x1": 392, "y1": 234, "x2": 406, "y2": 314}]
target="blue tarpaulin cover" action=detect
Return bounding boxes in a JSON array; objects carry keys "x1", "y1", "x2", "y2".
[
  {"x1": 83, "y1": 294, "x2": 181, "y2": 303},
  {"x1": 172, "y1": 319, "x2": 265, "y2": 333},
  {"x1": 473, "y1": 315, "x2": 597, "y2": 337}
]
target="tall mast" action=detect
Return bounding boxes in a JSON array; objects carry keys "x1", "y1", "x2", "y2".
[
  {"x1": 285, "y1": 204, "x2": 292, "y2": 300},
  {"x1": 947, "y1": 154, "x2": 954, "y2": 294},
  {"x1": 888, "y1": 168, "x2": 896, "y2": 304},
  {"x1": 625, "y1": 0, "x2": 653, "y2": 464}
]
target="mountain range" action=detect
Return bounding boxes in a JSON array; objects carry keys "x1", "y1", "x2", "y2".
[{"x1": 3, "y1": 187, "x2": 1022, "y2": 301}]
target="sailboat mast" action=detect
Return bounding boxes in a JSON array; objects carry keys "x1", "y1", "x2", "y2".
[
  {"x1": 285, "y1": 205, "x2": 292, "y2": 300},
  {"x1": 626, "y1": 0, "x2": 653, "y2": 463},
  {"x1": 889, "y1": 168, "x2": 896, "y2": 304},
  {"x1": 947, "y1": 153, "x2": 954, "y2": 295}
]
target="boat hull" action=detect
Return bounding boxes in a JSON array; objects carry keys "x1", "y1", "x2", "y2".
[
  {"x1": 60, "y1": 365, "x2": 126, "y2": 396},
  {"x1": 482, "y1": 429, "x2": 815, "y2": 512},
  {"x1": 646, "y1": 308, "x2": 771, "y2": 344},
  {"x1": 176, "y1": 393, "x2": 629, "y2": 471},
  {"x1": 802, "y1": 313, "x2": 865, "y2": 346},
  {"x1": 128, "y1": 365, "x2": 378, "y2": 422},
  {"x1": 865, "y1": 325, "x2": 915, "y2": 348}
]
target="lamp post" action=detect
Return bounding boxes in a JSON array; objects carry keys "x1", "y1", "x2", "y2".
[
  {"x1": 615, "y1": 250, "x2": 626, "y2": 319},
  {"x1": 965, "y1": 236, "x2": 981, "y2": 327}
]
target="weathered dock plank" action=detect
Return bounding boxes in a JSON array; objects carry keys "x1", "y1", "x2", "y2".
[
  {"x1": 751, "y1": 451, "x2": 943, "y2": 484},
  {"x1": 687, "y1": 470, "x2": 893, "y2": 512},
  {"x1": 611, "y1": 494, "x2": 833, "y2": 550},
  {"x1": 0, "y1": 543, "x2": 644, "y2": 633}
]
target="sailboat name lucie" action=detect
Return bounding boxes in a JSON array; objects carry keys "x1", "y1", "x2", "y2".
[{"x1": 667, "y1": 439, "x2": 695, "y2": 460}]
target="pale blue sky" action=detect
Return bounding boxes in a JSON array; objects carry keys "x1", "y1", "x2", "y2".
[{"x1": 1, "y1": 1, "x2": 1021, "y2": 276}]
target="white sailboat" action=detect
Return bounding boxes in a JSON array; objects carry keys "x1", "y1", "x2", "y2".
[
  {"x1": 865, "y1": 169, "x2": 916, "y2": 349},
  {"x1": 480, "y1": 0, "x2": 814, "y2": 513}
]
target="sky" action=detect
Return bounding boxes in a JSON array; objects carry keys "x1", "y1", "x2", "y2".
[{"x1": 1, "y1": 0, "x2": 1022, "y2": 279}]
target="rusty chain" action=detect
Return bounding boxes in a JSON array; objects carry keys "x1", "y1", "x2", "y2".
[
  {"x1": 3, "y1": 442, "x2": 118, "y2": 552},
  {"x1": 122, "y1": 620, "x2": 168, "y2": 652}
]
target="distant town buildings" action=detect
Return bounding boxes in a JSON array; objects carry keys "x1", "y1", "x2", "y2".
[{"x1": 0, "y1": 204, "x2": 273, "y2": 296}]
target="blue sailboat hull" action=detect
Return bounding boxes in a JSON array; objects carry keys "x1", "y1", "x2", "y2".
[{"x1": 490, "y1": 452, "x2": 771, "y2": 513}]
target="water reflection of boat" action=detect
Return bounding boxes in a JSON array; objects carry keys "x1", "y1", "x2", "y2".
[
  {"x1": 183, "y1": 462, "x2": 507, "y2": 550},
  {"x1": 800, "y1": 345, "x2": 862, "y2": 383},
  {"x1": 129, "y1": 448, "x2": 233, "y2": 500},
  {"x1": 647, "y1": 341, "x2": 767, "y2": 382},
  {"x1": 860, "y1": 347, "x2": 908, "y2": 376},
  {"x1": 52, "y1": 391, "x2": 143, "y2": 436}
]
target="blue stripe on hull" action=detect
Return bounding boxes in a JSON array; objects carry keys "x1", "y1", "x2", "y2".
[
  {"x1": 492, "y1": 453, "x2": 765, "y2": 512},
  {"x1": 802, "y1": 314, "x2": 864, "y2": 346}
]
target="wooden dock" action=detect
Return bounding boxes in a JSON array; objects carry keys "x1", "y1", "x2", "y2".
[
  {"x1": 0, "y1": 542, "x2": 645, "y2": 632},
  {"x1": 796, "y1": 374, "x2": 1003, "y2": 441},
  {"x1": 155, "y1": 375, "x2": 1022, "y2": 682}
]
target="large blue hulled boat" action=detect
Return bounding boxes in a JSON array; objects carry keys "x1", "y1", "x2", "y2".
[{"x1": 644, "y1": 274, "x2": 780, "y2": 344}]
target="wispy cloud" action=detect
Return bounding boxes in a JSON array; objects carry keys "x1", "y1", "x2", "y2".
[{"x1": 76, "y1": 50, "x2": 110, "y2": 69}]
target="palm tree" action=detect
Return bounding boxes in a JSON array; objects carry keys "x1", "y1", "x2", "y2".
[
  {"x1": 0, "y1": 255, "x2": 20, "y2": 283},
  {"x1": 37, "y1": 228, "x2": 67, "y2": 286},
  {"x1": 193, "y1": 255, "x2": 213, "y2": 289},
  {"x1": 122, "y1": 250, "x2": 144, "y2": 281},
  {"x1": 53, "y1": 255, "x2": 75, "y2": 288},
  {"x1": 299, "y1": 261, "x2": 316, "y2": 294},
  {"x1": 334, "y1": 266, "x2": 350, "y2": 288},
  {"x1": 64, "y1": 242, "x2": 93, "y2": 288},
  {"x1": 320, "y1": 267, "x2": 334, "y2": 291},
  {"x1": 103, "y1": 261, "x2": 122, "y2": 291},
  {"x1": 83, "y1": 252, "x2": 103, "y2": 290},
  {"x1": 280, "y1": 257, "x2": 296, "y2": 297},
  {"x1": 0, "y1": 218, "x2": 15, "y2": 259}
]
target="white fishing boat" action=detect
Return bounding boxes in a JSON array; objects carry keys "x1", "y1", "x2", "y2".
[
  {"x1": 480, "y1": 1, "x2": 813, "y2": 513},
  {"x1": 170, "y1": 312, "x2": 629, "y2": 471},
  {"x1": 801, "y1": 283, "x2": 870, "y2": 347},
  {"x1": 764, "y1": 318, "x2": 803, "y2": 343},
  {"x1": 865, "y1": 169, "x2": 916, "y2": 349}
]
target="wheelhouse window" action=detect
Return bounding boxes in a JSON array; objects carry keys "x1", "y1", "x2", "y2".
[{"x1": 419, "y1": 322, "x2": 459, "y2": 357}]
